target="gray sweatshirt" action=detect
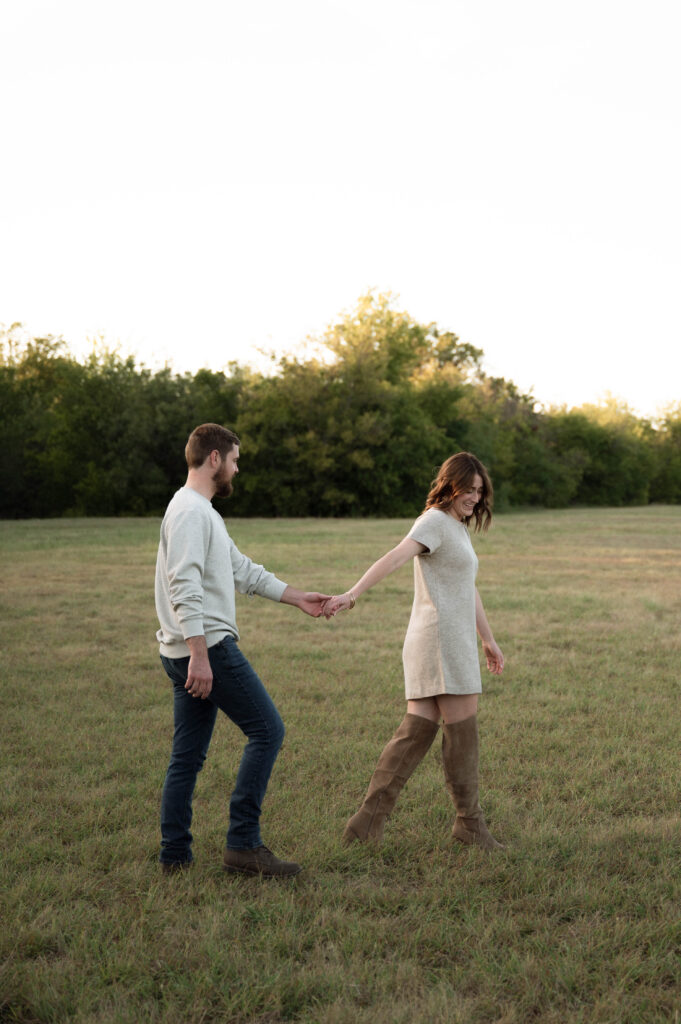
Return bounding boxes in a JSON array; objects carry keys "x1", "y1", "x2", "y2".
[{"x1": 155, "y1": 486, "x2": 287, "y2": 657}]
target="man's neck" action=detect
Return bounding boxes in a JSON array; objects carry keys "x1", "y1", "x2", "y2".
[{"x1": 185, "y1": 470, "x2": 215, "y2": 501}]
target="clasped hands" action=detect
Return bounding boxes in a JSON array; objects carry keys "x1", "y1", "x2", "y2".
[
  {"x1": 321, "y1": 592, "x2": 355, "y2": 618},
  {"x1": 297, "y1": 592, "x2": 356, "y2": 619}
]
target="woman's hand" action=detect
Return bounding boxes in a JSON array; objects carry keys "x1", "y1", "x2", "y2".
[
  {"x1": 323, "y1": 592, "x2": 356, "y2": 618},
  {"x1": 482, "y1": 639, "x2": 504, "y2": 675}
]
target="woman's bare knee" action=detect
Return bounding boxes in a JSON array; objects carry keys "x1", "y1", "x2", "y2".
[
  {"x1": 407, "y1": 697, "x2": 441, "y2": 723},
  {"x1": 436, "y1": 694, "x2": 478, "y2": 724}
]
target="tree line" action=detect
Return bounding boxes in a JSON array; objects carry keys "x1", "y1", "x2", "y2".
[{"x1": 2, "y1": 293, "x2": 680, "y2": 518}]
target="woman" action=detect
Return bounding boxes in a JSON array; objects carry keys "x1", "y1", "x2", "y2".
[{"x1": 324, "y1": 452, "x2": 505, "y2": 850}]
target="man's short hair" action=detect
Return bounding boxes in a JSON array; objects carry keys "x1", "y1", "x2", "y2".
[{"x1": 185, "y1": 424, "x2": 240, "y2": 469}]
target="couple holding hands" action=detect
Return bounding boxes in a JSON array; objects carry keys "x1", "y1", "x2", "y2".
[{"x1": 155, "y1": 424, "x2": 505, "y2": 877}]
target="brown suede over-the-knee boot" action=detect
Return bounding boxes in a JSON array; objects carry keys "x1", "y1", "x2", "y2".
[
  {"x1": 343, "y1": 713, "x2": 440, "y2": 843},
  {"x1": 442, "y1": 715, "x2": 503, "y2": 850}
]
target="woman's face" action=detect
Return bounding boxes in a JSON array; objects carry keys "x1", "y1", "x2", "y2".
[{"x1": 451, "y1": 473, "x2": 483, "y2": 522}]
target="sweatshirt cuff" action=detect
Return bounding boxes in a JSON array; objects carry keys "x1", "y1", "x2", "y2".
[
  {"x1": 180, "y1": 616, "x2": 205, "y2": 639},
  {"x1": 261, "y1": 577, "x2": 288, "y2": 602}
]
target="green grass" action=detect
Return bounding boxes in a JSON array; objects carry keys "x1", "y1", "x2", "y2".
[{"x1": 1, "y1": 508, "x2": 681, "y2": 1024}]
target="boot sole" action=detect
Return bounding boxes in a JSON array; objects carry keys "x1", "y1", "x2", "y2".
[{"x1": 452, "y1": 831, "x2": 505, "y2": 851}]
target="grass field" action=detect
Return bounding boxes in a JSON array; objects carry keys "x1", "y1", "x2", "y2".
[{"x1": 1, "y1": 507, "x2": 680, "y2": 1024}]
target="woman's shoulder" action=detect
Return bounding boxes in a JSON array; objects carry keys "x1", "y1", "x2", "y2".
[
  {"x1": 417, "y1": 507, "x2": 451, "y2": 524},
  {"x1": 409, "y1": 506, "x2": 451, "y2": 535}
]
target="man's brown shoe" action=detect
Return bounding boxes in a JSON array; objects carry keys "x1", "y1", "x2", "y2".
[{"x1": 223, "y1": 845, "x2": 302, "y2": 877}]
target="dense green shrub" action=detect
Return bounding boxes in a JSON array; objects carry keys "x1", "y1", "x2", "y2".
[{"x1": 1, "y1": 297, "x2": 677, "y2": 517}]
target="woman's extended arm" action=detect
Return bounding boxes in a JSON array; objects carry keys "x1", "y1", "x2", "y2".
[
  {"x1": 475, "y1": 588, "x2": 504, "y2": 674},
  {"x1": 324, "y1": 537, "x2": 426, "y2": 616}
]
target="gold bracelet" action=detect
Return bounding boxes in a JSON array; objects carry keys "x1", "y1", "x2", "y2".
[{"x1": 348, "y1": 591, "x2": 356, "y2": 609}]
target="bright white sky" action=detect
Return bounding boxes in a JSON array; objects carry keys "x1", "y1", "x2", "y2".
[{"x1": 2, "y1": 0, "x2": 679, "y2": 417}]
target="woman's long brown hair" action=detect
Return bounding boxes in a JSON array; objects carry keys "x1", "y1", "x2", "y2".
[{"x1": 424, "y1": 452, "x2": 493, "y2": 533}]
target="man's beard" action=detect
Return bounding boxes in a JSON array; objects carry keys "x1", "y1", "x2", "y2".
[{"x1": 212, "y1": 469, "x2": 233, "y2": 498}]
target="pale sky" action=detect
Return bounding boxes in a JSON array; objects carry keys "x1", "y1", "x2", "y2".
[{"x1": 2, "y1": 0, "x2": 680, "y2": 417}]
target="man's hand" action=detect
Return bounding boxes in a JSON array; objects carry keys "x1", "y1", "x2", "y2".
[
  {"x1": 299, "y1": 592, "x2": 333, "y2": 617},
  {"x1": 280, "y1": 587, "x2": 332, "y2": 618},
  {"x1": 186, "y1": 635, "x2": 213, "y2": 698}
]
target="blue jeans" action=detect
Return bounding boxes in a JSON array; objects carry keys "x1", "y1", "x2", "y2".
[{"x1": 159, "y1": 635, "x2": 285, "y2": 865}]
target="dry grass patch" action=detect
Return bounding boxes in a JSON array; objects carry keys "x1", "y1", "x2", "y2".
[{"x1": 1, "y1": 508, "x2": 680, "y2": 1023}]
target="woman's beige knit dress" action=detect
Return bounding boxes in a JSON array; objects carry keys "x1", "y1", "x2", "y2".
[{"x1": 402, "y1": 507, "x2": 482, "y2": 698}]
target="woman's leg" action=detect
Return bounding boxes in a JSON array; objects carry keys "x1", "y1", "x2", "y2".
[
  {"x1": 343, "y1": 708, "x2": 440, "y2": 842},
  {"x1": 438, "y1": 694, "x2": 502, "y2": 850},
  {"x1": 407, "y1": 694, "x2": 480, "y2": 723},
  {"x1": 406, "y1": 696, "x2": 441, "y2": 722},
  {"x1": 434, "y1": 693, "x2": 479, "y2": 723}
]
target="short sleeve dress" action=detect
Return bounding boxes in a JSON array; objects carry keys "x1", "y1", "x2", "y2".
[{"x1": 402, "y1": 507, "x2": 481, "y2": 698}]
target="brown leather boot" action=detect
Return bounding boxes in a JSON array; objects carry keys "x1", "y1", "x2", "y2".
[
  {"x1": 223, "y1": 845, "x2": 302, "y2": 877},
  {"x1": 343, "y1": 713, "x2": 440, "y2": 843},
  {"x1": 442, "y1": 715, "x2": 504, "y2": 850}
]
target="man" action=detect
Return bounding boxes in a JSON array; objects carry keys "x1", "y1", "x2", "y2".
[{"x1": 155, "y1": 423, "x2": 328, "y2": 877}]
